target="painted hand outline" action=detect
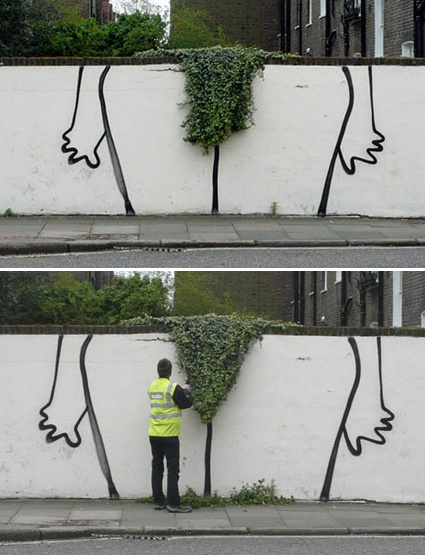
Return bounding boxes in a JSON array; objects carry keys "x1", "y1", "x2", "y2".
[
  {"x1": 39, "y1": 335, "x2": 88, "y2": 448},
  {"x1": 39, "y1": 334, "x2": 120, "y2": 500},
  {"x1": 320, "y1": 336, "x2": 395, "y2": 501},
  {"x1": 318, "y1": 66, "x2": 385, "y2": 216},
  {"x1": 62, "y1": 66, "x2": 135, "y2": 215},
  {"x1": 62, "y1": 66, "x2": 107, "y2": 169},
  {"x1": 342, "y1": 336, "x2": 395, "y2": 456}
]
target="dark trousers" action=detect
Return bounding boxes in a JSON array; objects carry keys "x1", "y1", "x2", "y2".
[{"x1": 149, "y1": 435, "x2": 180, "y2": 507}]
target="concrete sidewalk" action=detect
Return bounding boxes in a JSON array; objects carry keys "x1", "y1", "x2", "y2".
[
  {"x1": 2, "y1": 499, "x2": 425, "y2": 542},
  {"x1": 1, "y1": 215, "x2": 425, "y2": 255}
]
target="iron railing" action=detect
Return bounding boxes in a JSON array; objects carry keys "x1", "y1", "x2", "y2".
[{"x1": 344, "y1": 0, "x2": 361, "y2": 20}]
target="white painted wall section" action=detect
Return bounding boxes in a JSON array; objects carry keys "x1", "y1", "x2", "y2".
[
  {"x1": 1, "y1": 333, "x2": 425, "y2": 503},
  {"x1": 0, "y1": 64, "x2": 424, "y2": 216}
]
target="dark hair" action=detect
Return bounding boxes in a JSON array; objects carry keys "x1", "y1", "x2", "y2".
[{"x1": 157, "y1": 358, "x2": 172, "y2": 377}]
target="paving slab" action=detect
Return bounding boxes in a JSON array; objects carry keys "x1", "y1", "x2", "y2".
[
  {"x1": 2, "y1": 500, "x2": 425, "y2": 541},
  {"x1": 0, "y1": 215, "x2": 424, "y2": 254}
]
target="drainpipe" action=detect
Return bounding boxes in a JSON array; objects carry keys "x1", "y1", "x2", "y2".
[
  {"x1": 359, "y1": 278, "x2": 366, "y2": 327},
  {"x1": 414, "y1": 0, "x2": 425, "y2": 57},
  {"x1": 377, "y1": 272, "x2": 384, "y2": 327},
  {"x1": 298, "y1": 0, "x2": 303, "y2": 55},
  {"x1": 340, "y1": 272, "x2": 353, "y2": 326},
  {"x1": 343, "y1": 10, "x2": 350, "y2": 57},
  {"x1": 293, "y1": 273, "x2": 300, "y2": 323},
  {"x1": 299, "y1": 272, "x2": 305, "y2": 325},
  {"x1": 281, "y1": 0, "x2": 291, "y2": 53},
  {"x1": 360, "y1": 0, "x2": 367, "y2": 56},
  {"x1": 325, "y1": 0, "x2": 332, "y2": 56},
  {"x1": 340, "y1": 272, "x2": 347, "y2": 326}
]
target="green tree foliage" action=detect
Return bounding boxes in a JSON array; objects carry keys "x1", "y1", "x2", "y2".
[
  {"x1": 45, "y1": 17, "x2": 107, "y2": 56},
  {"x1": 173, "y1": 273, "x2": 235, "y2": 316},
  {"x1": 96, "y1": 273, "x2": 170, "y2": 323},
  {"x1": 0, "y1": 272, "x2": 171, "y2": 325},
  {"x1": 46, "y1": 11, "x2": 166, "y2": 56},
  {"x1": 40, "y1": 272, "x2": 101, "y2": 324},
  {"x1": 169, "y1": 1, "x2": 230, "y2": 49},
  {"x1": 103, "y1": 12, "x2": 166, "y2": 56},
  {"x1": 0, "y1": 1, "x2": 166, "y2": 57},
  {"x1": 0, "y1": 272, "x2": 52, "y2": 324},
  {"x1": 0, "y1": 0, "x2": 75, "y2": 56}
]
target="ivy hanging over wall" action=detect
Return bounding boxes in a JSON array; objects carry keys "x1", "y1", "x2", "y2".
[
  {"x1": 139, "y1": 47, "x2": 295, "y2": 212},
  {"x1": 125, "y1": 314, "x2": 300, "y2": 496},
  {"x1": 178, "y1": 47, "x2": 266, "y2": 153},
  {"x1": 170, "y1": 314, "x2": 265, "y2": 423},
  {"x1": 125, "y1": 314, "x2": 300, "y2": 423},
  {"x1": 141, "y1": 46, "x2": 267, "y2": 152}
]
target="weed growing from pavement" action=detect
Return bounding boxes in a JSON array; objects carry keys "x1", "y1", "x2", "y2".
[{"x1": 137, "y1": 479, "x2": 295, "y2": 508}]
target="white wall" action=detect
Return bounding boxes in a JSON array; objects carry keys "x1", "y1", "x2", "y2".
[
  {"x1": 1, "y1": 332, "x2": 425, "y2": 502},
  {"x1": 0, "y1": 64, "x2": 424, "y2": 216}
]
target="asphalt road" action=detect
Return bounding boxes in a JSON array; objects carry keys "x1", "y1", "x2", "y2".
[
  {"x1": 2, "y1": 536, "x2": 425, "y2": 555},
  {"x1": 0, "y1": 246, "x2": 424, "y2": 268}
]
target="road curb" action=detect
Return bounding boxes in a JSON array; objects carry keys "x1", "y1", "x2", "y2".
[
  {"x1": 0, "y1": 239, "x2": 420, "y2": 256},
  {"x1": 2, "y1": 525, "x2": 425, "y2": 542}
]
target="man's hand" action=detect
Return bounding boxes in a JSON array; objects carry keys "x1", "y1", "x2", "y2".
[{"x1": 182, "y1": 382, "x2": 191, "y2": 392}]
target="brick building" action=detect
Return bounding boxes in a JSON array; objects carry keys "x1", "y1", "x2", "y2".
[
  {"x1": 295, "y1": 271, "x2": 425, "y2": 328},
  {"x1": 70, "y1": 0, "x2": 115, "y2": 24},
  {"x1": 283, "y1": 0, "x2": 422, "y2": 58},
  {"x1": 174, "y1": 271, "x2": 295, "y2": 320},
  {"x1": 174, "y1": 271, "x2": 425, "y2": 328},
  {"x1": 171, "y1": 0, "x2": 282, "y2": 51},
  {"x1": 68, "y1": 271, "x2": 114, "y2": 290},
  {"x1": 175, "y1": 1, "x2": 425, "y2": 57}
]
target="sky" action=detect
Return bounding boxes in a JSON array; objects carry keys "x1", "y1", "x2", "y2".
[{"x1": 111, "y1": 0, "x2": 170, "y2": 14}]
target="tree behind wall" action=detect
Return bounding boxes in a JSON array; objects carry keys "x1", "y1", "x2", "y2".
[
  {"x1": 0, "y1": 0, "x2": 81, "y2": 56},
  {"x1": 173, "y1": 273, "x2": 236, "y2": 316},
  {"x1": 169, "y1": 1, "x2": 230, "y2": 48},
  {"x1": 0, "y1": 272, "x2": 171, "y2": 325}
]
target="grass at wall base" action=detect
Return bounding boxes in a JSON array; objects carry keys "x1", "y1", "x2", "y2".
[{"x1": 137, "y1": 479, "x2": 295, "y2": 508}]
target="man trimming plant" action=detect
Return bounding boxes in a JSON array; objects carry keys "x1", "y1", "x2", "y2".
[{"x1": 148, "y1": 357, "x2": 193, "y2": 513}]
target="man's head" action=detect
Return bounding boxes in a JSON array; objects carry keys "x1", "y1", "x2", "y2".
[{"x1": 157, "y1": 358, "x2": 172, "y2": 378}]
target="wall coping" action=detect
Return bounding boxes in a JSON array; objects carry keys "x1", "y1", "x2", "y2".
[
  {"x1": 1, "y1": 56, "x2": 425, "y2": 67},
  {"x1": 1, "y1": 324, "x2": 425, "y2": 337}
]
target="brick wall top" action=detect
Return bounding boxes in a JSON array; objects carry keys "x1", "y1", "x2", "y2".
[
  {"x1": 1, "y1": 324, "x2": 425, "y2": 337},
  {"x1": 1, "y1": 56, "x2": 425, "y2": 66}
]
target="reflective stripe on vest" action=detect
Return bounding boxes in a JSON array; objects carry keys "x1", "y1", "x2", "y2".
[{"x1": 148, "y1": 378, "x2": 182, "y2": 436}]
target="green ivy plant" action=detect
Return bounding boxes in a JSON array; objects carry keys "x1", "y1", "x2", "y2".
[
  {"x1": 138, "y1": 47, "x2": 300, "y2": 213},
  {"x1": 178, "y1": 46, "x2": 266, "y2": 153},
  {"x1": 124, "y1": 314, "x2": 299, "y2": 424},
  {"x1": 139, "y1": 46, "x2": 267, "y2": 212},
  {"x1": 124, "y1": 314, "x2": 301, "y2": 496},
  {"x1": 170, "y1": 314, "x2": 265, "y2": 423}
]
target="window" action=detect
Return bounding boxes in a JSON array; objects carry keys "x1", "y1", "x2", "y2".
[
  {"x1": 295, "y1": 0, "x2": 301, "y2": 29},
  {"x1": 335, "y1": 271, "x2": 342, "y2": 284},
  {"x1": 320, "y1": 271, "x2": 328, "y2": 293},
  {"x1": 307, "y1": 0, "x2": 312, "y2": 25},
  {"x1": 320, "y1": 0, "x2": 326, "y2": 17},
  {"x1": 392, "y1": 271, "x2": 403, "y2": 327},
  {"x1": 402, "y1": 41, "x2": 414, "y2": 57}
]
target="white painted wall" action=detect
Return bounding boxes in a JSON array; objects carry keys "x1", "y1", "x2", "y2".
[
  {"x1": 1, "y1": 333, "x2": 425, "y2": 502},
  {"x1": 0, "y1": 64, "x2": 424, "y2": 217}
]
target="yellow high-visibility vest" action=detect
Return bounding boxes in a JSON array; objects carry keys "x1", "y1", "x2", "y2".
[{"x1": 148, "y1": 378, "x2": 182, "y2": 437}]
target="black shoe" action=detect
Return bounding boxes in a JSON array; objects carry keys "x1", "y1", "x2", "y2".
[
  {"x1": 154, "y1": 503, "x2": 167, "y2": 510},
  {"x1": 167, "y1": 504, "x2": 192, "y2": 513}
]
